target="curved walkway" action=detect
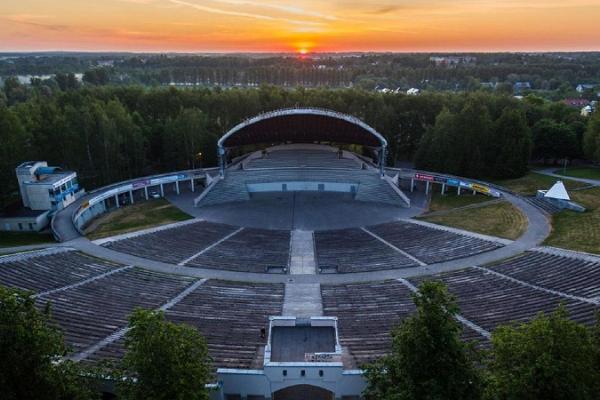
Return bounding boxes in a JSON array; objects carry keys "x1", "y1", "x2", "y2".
[
  {"x1": 56, "y1": 188, "x2": 551, "y2": 284},
  {"x1": 536, "y1": 168, "x2": 600, "y2": 187}
]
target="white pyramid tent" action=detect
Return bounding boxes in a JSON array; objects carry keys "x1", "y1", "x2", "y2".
[{"x1": 544, "y1": 181, "x2": 570, "y2": 201}]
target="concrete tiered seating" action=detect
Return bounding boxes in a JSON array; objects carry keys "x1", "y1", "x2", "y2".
[
  {"x1": 165, "y1": 280, "x2": 284, "y2": 369},
  {"x1": 104, "y1": 221, "x2": 238, "y2": 264},
  {"x1": 484, "y1": 251, "x2": 600, "y2": 299},
  {"x1": 199, "y1": 169, "x2": 400, "y2": 207},
  {"x1": 40, "y1": 268, "x2": 195, "y2": 353},
  {"x1": 410, "y1": 267, "x2": 600, "y2": 332},
  {"x1": 526, "y1": 197, "x2": 562, "y2": 214},
  {"x1": 248, "y1": 150, "x2": 360, "y2": 169},
  {"x1": 321, "y1": 281, "x2": 416, "y2": 366},
  {"x1": 86, "y1": 280, "x2": 284, "y2": 369},
  {"x1": 0, "y1": 249, "x2": 119, "y2": 294},
  {"x1": 186, "y1": 228, "x2": 290, "y2": 273},
  {"x1": 314, "y1": 228, "x2": 418, "y2": 273},
  {"x1": 369, "y1": 221, "x2": 502, "y2": 264}
]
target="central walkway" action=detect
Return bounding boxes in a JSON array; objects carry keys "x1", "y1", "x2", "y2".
[
  {"x1": 282, "y1": 283, "x2": 323, "y2": 317},
  {"x1": 289, "y1": 230, "x2": 317, "y2": 275}
]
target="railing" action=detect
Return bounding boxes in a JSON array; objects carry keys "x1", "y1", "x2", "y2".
[{"x1": 66, "y1": 167, "x2": 218, "y2": 234}]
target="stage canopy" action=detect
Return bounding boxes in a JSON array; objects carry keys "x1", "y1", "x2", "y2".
[{"x1": 218, "y1": 108, "x2": 387, "y2": 149}]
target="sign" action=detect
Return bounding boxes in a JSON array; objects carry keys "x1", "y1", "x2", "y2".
[
  {"x1": 459, "y1": 181, "x2": 472, "y2": 189},
  {"x1": 150, "y1": 174, "x2": 186, "y2": 185},
  {"x1": 471, "y1": 183, "x2": 491, "y2": 194},
  {"x1": 415, "y1": 173, "x2": 435, "y2": 182},
  {"x1": 447, "y1": 178, "x2": 460, "y2": 187},
  {"x1": 304, "y1": 353, "x2": 341, "y2": 363},
  {"x1": 132, "y1": 179, "x2": 150, "y2": 189}
]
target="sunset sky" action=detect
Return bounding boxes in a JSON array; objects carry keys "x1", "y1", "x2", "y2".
[{"x1": 1, "y1": 0, "x2": 599, "y2": 52}]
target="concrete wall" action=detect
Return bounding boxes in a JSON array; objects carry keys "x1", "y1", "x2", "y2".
[
  {"x1": 0, "y1": 212, "x2": 49, "y2": 232},
  {"x1": 217, "y1": 367, "x2": 366, "y2": 399}
]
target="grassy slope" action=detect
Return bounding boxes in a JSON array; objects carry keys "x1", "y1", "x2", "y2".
[
  {"x1": 86, "y1": 199, "x2": 193, "y2": 240},
  {"x1": 552, "y1": 166, "x2": 600, "y2": 181},
  {"x1": 544, "y1": 187, "x2": 600, "y2": 255},
  {"x1": 492, "y1": 172, "x2": 587, "y2": 196},
  {"x1": 427, "y1": 191, "x2": 494, "y2": 213},
  {"x1": 0, "y1": 232, "x2": 55, "y2": 248},
  {"x1": 419, "y1": 201, "x2": 528, "y2": 240}
]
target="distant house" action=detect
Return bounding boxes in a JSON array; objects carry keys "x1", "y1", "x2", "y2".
[
  {"x1": 563, "y1": 98, "x2": 589, "y2": 108},
  {"x1": 581, "y1": 105, "x2": 594, "y2": 117},
  {"x1": 513, "y1": 82, "x2": 531, "y2": 93},
  {"x1": 581, "y1": 101, "x2": 597, "y2": 117},
  {"x1": 576, "y1": 83, "x2": 596, "y2": 93},
  {"x1": 406, "y1": 88, "x2": 420, "y2": 95},
  {"x1": 429, "y1": 56, "x2": 476, "y2": 67}
]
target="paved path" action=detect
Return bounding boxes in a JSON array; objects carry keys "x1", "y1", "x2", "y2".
[
  {"x1": 60, "y1": 189, "x2": 551, "y2": 284},
  {"x1": 47, "y1": 166, "x2": 553, "y2": 285},
  {"x1": 289, "y1": 230, "x2": 317, "y2": 275},
  {"x1": 0, "y1": 243, "x2": 61, "y2": 255},
  {"x1": 536, "y1": 168, "x2": 600, "y2": 186}
]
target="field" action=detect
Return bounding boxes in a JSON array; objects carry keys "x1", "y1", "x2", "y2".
[
  {"x1": 86, "y1": 199, "x2": 193, "y2": 240},
  {"x1": 420, "y1": 201, "x2": 528, "y2": 240},
  {"x1": 0, "y1": 232, "x2": 55, "y2": 248},
  {"x1": 544, "y1": 187, "x2": 600, "y2": 255},
  {"x1": 492, "y1": 172, "x2": 587, "y2": 196},
  {"x1": 552, "y1": 166, "x2": 600, "y2": 180},
  {"x1": 427, "y1": 191, "x2": 494, "y2": 213}
]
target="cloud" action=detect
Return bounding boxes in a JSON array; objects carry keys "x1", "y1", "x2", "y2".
[
  {"x1": 168, "y1": 0, "x2": 325, "y2": 26},
  {"x1": 4, "y1": 14, "x2": 69, "y2": 32},
  {"x1": 207, "y1": 0, "x2": 337, "y2": 21}
]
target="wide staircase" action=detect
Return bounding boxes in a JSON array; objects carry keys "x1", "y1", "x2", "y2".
[{"x1": 198, "y1": 168, "x2": 402, "y2": 207}]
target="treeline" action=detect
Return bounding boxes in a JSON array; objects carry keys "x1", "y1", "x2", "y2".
[
  {"x1": 3, "y1": 282, "x2": 600, "y2": 399},
  {"x1": 1, "y1": 82, "x2": 596, "y2": 207},
  {"x1": 3, "y1": 53, "x2": 600, "y2": 96}
]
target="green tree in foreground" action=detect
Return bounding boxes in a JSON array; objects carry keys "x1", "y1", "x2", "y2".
[
  {"x1": 117, "y1": 308, "x2": 212, "y2": 400},
  {"x1": 364, "y1": 281, "x2": 482, "y2": 400},
  {"x1": 485, "y1": 306, "x2": 600, "y2": 400},
  {"x1": 0, "y1": 286, "x2": 95, "y2": 400}
]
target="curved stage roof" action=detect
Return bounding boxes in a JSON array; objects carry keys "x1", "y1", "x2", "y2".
[{"x1": 218, "y1": 108, "x2": 387, "y2": 149}]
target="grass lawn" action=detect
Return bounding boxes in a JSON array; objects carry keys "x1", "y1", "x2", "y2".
[
  {"x1": 427, "y1": 191, "x2": 494, "y2": 213},
  {"x1": 552, "y1": 166, "x2": 600, "y2": 181},
  {"x1": 419, "y1": 201, "x2": 528, "y2": 240},
  {"x1": 86, "y1": 199, "x2": 193, "y2": 240},
  {"x1": 492, "y1": 172, "x2": 587, "y2": 196},
  {"x1": 0, "y1": 232, "x2": 55, "y2": 248},
  {"x1": 544, "y1": 187, "x2": 600, "y2": 255}
]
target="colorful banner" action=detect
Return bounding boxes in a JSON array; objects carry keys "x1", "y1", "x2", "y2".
[
  {"x1": 415, "y1": 173, "x2": 435, "y2": 181},
  {"x1": 471, "y1": 183, "x2": 491, "y2": 194}
]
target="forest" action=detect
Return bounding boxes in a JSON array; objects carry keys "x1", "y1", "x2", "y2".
[
  {"x1": 2, "y1": 52, "x2": 600, "y2": 98},
  {"x1": 1, "y1": 78, "x2": 599, "y2": 208}
]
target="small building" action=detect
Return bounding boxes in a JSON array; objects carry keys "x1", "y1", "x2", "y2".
[
  {"x1": 581, "y1": 105, "x2": 594, "y2": 117},
  {"x1": 406, "y1": 88, "x2": 420, "y2": 95},
  {"x1": 576, "y1": 83, "x2": 596, "y2": 93},
  {"x1": 536, "y1": 180, "x2": 585, "y2": 213},
  {"x1": 0, "y1": 161, "x2": 85, "y2": 232},
  {"x1": 513, "y1": 82, "x2": 532, "y2": 93}
]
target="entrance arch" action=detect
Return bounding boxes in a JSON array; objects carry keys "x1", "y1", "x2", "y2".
[{"x1": 272, "y1": 384, "x2": 334, "y2": 400}]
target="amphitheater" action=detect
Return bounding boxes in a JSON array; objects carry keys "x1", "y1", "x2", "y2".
[{"x1": 3, "y1": 108, "x2": 599, "y2": 400}]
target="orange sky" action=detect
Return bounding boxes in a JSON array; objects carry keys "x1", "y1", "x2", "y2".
[{"x1": 1, "y1": 0, "x2": 599, "y2": 52}]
